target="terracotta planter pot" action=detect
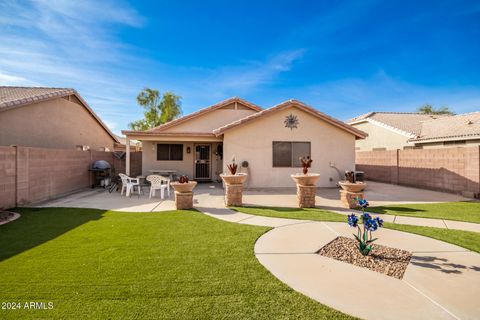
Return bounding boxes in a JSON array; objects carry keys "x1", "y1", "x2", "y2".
[
  {"x1": 338, "y1": 181, "x2": 367, "y2": 192},
  {"x1": 170, "y1": 181, "x2": 198, "y2": 193},
  {"x1": 290, "y1": 173, "x2": 320, "y2": 186},
  {"x1": 220, "y1": 173, "x2": 248, "y2": 185}
]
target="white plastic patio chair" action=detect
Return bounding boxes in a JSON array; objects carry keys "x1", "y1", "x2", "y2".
[
  {"x1": 118, "y1": 173, "x2": 141, "y2": 197},
  {"x1": 146, "y1": 175, "x2": 170, "y2": 199}
]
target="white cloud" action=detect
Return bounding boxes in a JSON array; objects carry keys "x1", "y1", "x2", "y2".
[
  {"x1": 0, "y1": 71, "x2": 39, "y2": 86},
  {"x1": 166, "y1": 49, "x2": 306, "y2": 106},
  {"x1": 0, "y1": 0, "x2": 148, "y2": 131}
]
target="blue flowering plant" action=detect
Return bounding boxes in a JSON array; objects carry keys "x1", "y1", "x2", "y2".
[{"x1": 347, "y1": 198, "x2": 383, "y2": 256}]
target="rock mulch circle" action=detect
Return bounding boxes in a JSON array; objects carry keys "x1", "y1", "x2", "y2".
[
  {"x1": 317, "y1": 236, "x2": 412, "y2": 279},
  {"x1": 0, "y1": 210, "x2": 21, "y2": 225}
]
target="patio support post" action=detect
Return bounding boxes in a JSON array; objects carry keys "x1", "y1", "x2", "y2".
[{"x1": 126, "y1": 136, "x2": 131, "y2": 176}]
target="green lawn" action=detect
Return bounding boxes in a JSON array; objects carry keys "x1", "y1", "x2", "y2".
[
  {"x1": 233, "y1": 206, "x2": 346, "y2": 222},
  {"x1": 368, "y1": 201, "x2": 480, "y2": 224},
  {"x1": 233, "y1": 206, "x2": 480, "y2": 253},
  {"x1": 0, "y1": 208, "x2": 353, "y2": 320}
]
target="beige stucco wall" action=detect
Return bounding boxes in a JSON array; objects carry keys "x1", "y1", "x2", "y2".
[
  {"x1": 223, "y1": 106, "x2": 357, "y2": 188},
  {"x1": 142, "y1": 141, "x2": 222, "y2": 181},
  {"x1": 164, "y1": 104, "x2": 257, "y2": 133},
  {"x1": 351, "y1": 121, "x2": 414, "y2": 150},
  {"x1": 0, "y1": 97, "x2": 115, "y2": 150}
]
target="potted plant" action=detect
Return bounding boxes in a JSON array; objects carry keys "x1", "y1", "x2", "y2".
[
  {"x1": 290, "y1": 156, "x2": 320, "y2": 186},
  {"x1": 170, "y1": 175, "x2": 197, "y2": 193},
  {"x1": 220, "y1": 156, "x2": 248, "y2": 206},
  {"x1": 220, "y1": 156, "x2": 248, "y2": 185},
  {"x1": 338, "y1": 171, "x2": 367, "y2": 192}
]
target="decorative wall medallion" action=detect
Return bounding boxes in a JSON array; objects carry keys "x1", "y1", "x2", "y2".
[{"x1": 284, "y1": 114, "x2": 299, "y2": 130}]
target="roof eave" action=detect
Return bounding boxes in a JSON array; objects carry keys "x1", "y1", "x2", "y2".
[
  {"x1": 146, "y1": 97, "x2": 262, "y2": 133},
  {"x1": 409, "y1": 134, "x2": 480, "y2": 143},
  {"x1": 72, "y1": 92, "x2": 120, "y2": 143},
  {"x1": 213, "y1": 99, "x2": 368, "y2": 139}
]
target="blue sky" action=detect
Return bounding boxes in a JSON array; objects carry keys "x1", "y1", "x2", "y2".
[{"x1": 1, "y1": 0, "x2": 479, "y2": 135}]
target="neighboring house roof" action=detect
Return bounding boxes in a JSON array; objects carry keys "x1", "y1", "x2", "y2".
[
  {"x1": 347, "y1": 112, "x2": 449, "y2": 137},
  {"x1": 144, "y1": 96, "x2": 262, "y2": 133},
  {"x1": 0, "y1": 86, "x2": 119, "y2": 143},
  {"x1": 213, "y1": 99, "x2": 367, "y2": 139},
  {"x1": 114, "y1": 134, "x2": 141, "y2": 146},
  {"x1": 409, "y1": 112, "x2": 480, "y2": 143}
]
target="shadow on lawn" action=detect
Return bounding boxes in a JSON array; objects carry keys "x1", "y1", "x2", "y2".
[
  {"x1": 0, "y1": 207, "x2": 105, "y2": 262},
  {"x1": 369, "y1": 206, "x2": 427, "y2": 214}
]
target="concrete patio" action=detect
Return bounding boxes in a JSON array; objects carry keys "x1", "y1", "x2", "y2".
[
  {"x1": 34, "y1": 180, "x2": 480, "y2": 232},
  {"x1": 36, "y1": 180, "x2": 469, "y2": 213}
]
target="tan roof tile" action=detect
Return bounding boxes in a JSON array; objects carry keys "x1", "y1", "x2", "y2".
[
  {"x1": 347, "y1": 112, "x2": 450, "y2": 136},
  {"x1": 145, "y1": 97, "x2": 262, "y2": 133},
  {"x1": 410, "y1": 112, "x2": 480, "y2": 142},
  {"x1": 0, "y1": 86, "x2": 78, "y2": 110}
]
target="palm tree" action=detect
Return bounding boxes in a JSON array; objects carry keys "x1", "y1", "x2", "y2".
[
  {"x1": 417, "y1": 104, "x2": 455, "y2": 115},
  {"x1": 129, "y1": 88, "x2": 182, "y2": 130}
]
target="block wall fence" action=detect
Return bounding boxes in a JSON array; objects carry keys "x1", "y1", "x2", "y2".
[
  {"x1": 0, "y1": 146, "x2": 142, "y2": 209},
  {"x1": 356, "y1": 146, "x2": 480, "y2": 197}
]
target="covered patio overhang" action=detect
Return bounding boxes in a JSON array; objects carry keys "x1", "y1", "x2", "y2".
[{"x1": 121, "y1": 130, "x2": 223, "y2": 176}]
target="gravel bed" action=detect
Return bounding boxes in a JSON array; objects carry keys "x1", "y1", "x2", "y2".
[
  {"x1": 317, "y1": 236, "x2": 412, "y2": 279},
  {"x1": 0, "y1": 211, "x2": 19, "y2": 225}
]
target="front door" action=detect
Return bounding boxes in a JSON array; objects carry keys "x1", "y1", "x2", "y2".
[{"x1": 194, "y1": 144, "x2": 211, "y2": 180}]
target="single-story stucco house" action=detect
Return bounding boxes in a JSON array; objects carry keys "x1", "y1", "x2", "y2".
[
  {"x1": 0, "y1": 86, "x2": 119, "y2": 150},
  {"x1": 347, "y1": 111, "x2": 480, "y2": 150},
  {"x1": 347, "y1": 112, "x2": 446, "y2": 151},
  {"x1": 122, "y1": 97, "x2": 367, "y2": 188}
]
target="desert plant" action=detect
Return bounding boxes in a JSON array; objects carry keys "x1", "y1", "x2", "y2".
[
  {"x1": 227, "y1": 156, "x2": 238, "y2": 175},
  {"x1": 299, "y1": 156, "x2": 312, "y2": 174},
  {"x1": 345, "y1": 171, "x2": 355, "y2": 183},
  {"x1": 347, "y1": 198, "x2": 383, "y2": 256}
]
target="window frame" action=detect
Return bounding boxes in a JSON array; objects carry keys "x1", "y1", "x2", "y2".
[
  {"x1": 156, "y1": 143, "x2": 184, "y2": 161},
  {"x1": 272, "y1": 141, "x2": 311, "y2": 168}
]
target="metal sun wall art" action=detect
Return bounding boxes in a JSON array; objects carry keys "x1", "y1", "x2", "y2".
[{"x1": 284, "y1": 113, "x2": 299, "y2": 130}]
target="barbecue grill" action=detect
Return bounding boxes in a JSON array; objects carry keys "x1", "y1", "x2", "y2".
[{"x1": 89, "y1": 160, "x2": 112, "y2": 188}]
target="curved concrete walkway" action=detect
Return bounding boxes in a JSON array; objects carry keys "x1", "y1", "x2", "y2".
[{"x1": 197, "y1": 205, "x2": 480, "y2": 320}]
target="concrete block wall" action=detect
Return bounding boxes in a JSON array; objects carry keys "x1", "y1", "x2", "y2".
[
  {"x1": 356, "y1": 146, "x2": 480, "y2": 196},
  {"x1": 0, "y1": 146, "x2": 142, "y2": 209},
  {"x1": 355, "y1": 150, "x2": 398, "y2": 184},
  {"x1": 0, "y1": 146, "x2": 16, "y2": 209}
]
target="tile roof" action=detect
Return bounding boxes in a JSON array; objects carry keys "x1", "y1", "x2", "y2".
[
  {"x1": 213, "y1": 99, "x2": 368, "y2": 139},
  {"x1": 114, "y1": 135, "x2": 141, "y2": 146},
  {"x1": 0, "y1": 86, "x2": 118, "y2": 142},
  {"x1": 144, "y1": 97, "x2": 262, "y2": 133},
  {"x1": 347, "y1": 112, "x2": 449, "y2": 136},
  {"x1": 410, "y1": 112, "x2": 480, "y2": 142},
  {"x1": 0, "y1": 86, "x2": 76, "y2": 110}
]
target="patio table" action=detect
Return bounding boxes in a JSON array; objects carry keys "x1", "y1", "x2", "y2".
[{"x1": 148, "y1": 169, "x2": 177, "y2": 181}]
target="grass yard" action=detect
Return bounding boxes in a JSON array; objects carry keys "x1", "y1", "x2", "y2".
[
  {"x1": 368, "y1": 201, "x2": 480, "y2": 223},
  {"x1": 233, "y1": 206, "x2": 346, "y2": 222},
  {"x1": 233, "y1": 206, "x2": 480, "y2": 253},
  {"x1": 0, "y1": 208, "x2": 353, "y2": 320}
]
